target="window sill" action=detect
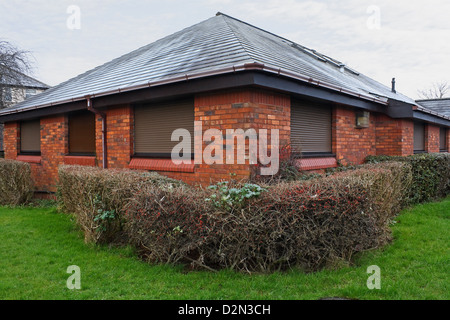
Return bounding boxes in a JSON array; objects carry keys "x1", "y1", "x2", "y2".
[
  {"x1": 17, "y1": 155, "x2": 42, "y2": 164},
  {"x1": 299, "y1": 153, "x2": 336, "y2": 159},
  {"x1": 295, "y1": 157, "x2": 337, "y2": 171},
  {"x1": 129, "y1": 158, "x2": 195, "y2": 173},
  {"x1": 64, "y1": 155, "x2": 96, "y2": 167}
]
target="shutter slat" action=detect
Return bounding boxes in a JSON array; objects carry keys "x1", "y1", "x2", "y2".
[
  {"x1": 134, "y1": 99, "x2": 194, "y2": 155},
  {"x1": 20, "y1": 120, "x2": 41, "y2": 153},
  {"x1": 291, "y1": 99, "x2": 332, "y2": 153},
  {"x1": 440, "y1": 127, "x2": 447, "y2": 150},
  {"x1": 414, "y1": 122, "x2": 425, "y2": 151},
  {"x1": 69, "y1": 111, "x2": 96, "y2": 154}
]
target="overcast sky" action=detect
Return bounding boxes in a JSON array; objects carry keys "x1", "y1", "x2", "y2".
[{"x1": 1, "y1": 0, "x2": 449, "y2": 99}]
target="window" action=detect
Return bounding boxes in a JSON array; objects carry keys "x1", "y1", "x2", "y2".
[
  {"x1": 413, "y1": 121, "x2": 425, "y2": 153},
  {"x1": 134, "y1": 99, "x2": 194, "y2": 158},
  {"x1": 20, "y1": 119, "x2": 41, "y2": 154},
  {"x1": 291, "y1": 98, "x2": 332, "y2": 155},
  {"x1": 4, "y1": 87, "x2": 12, "y2": 102},
  {"x1": 68, "y1": 111, "x2": 96, "y2": 155},
  {"x1": 25, "y1": 89, "x2": 37, "y2": 99},
  {"x1": 440, "y1": 127, "x2": 448, "y2": 152}
]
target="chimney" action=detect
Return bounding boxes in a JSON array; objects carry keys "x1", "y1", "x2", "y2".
[{"x1": 391, "y1": 78, "x2": 396, "y2": 93}]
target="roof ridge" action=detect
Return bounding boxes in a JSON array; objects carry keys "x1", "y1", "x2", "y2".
[
  {"x1": 0, "y1": 67, "x2": 49, "y2": 88},
  {"x1": 216, "y1": 12, "x2": 352, "y2": 72},
  {"x1": 216, "y1": 12, "x2": 295, "y2": 47},
  {"x1": 416, "y1": 97, "x2": 450, "y2": 101},
  {"x1": 16, "y1": 71, "x2": 49, "y2": 88},
  {"x1": 218, "y1": 13, "x2": 255, "y2": 62}
]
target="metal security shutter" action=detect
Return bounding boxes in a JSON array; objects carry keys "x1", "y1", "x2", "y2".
[
  {"x1": 413, "y1": 122, "x2": 425, "y2": 152},
  {"x1": 440, "y1": 127, "x2": 447, "y2": 151},
  {"x1": 20, "y1": 119, "x2": 41, "y2": 153},
  {"x1": 69, "y1": 111, "x2": 96, "y2": 154},
  {"x1": 134, "y1": 99, "x2": 194, "y2": 156},
  {"x1": 291, "y1": 99, "x2": 332, "y2": 153}
]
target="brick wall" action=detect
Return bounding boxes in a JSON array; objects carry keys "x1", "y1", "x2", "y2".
[
  {"x1": 4, "y1": 116, "x2": 68, "y2": 192},
  {"x1": 157, "y1": 88, "x2": 290, "y2": 185},
  {"x1": 38, "y1": 116, "x2": 68, "y2": 192},
  {"x1": 3, "y1": 88, "x2": 448, "y2": 192},
  {"x1": 86, "y1": 88, "x2": 289, "y2": 186},
  {"x1": 96, "y1": 105, "x2": 134, "y2": 169},
  {"x1": 375, "y1": 114, "x2": 414, "y2": 156},
  {"x1": 3, "y1": 122, "x2": 19, "y2": 159},
  {"x1": 196, "y1": 89, "x2": 289, "y2": 184},
  {"x1": 333, "y1": 105, "x2": 376, "y2": 165},
  {"x1": 425, "y1": 124, "x2": 440, "y2": 153}
]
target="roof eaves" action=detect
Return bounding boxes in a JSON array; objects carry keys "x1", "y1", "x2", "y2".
[{"x1": 0, "y1": 62, "x2": 394, "y2": 119}]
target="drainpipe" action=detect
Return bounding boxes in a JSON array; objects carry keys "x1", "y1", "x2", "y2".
[{"x1": 85, "y1": 95, "x2": 107, "y2": 169}]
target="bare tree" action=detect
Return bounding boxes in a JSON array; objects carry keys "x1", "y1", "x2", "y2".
[
  {"x1": 417, "y1": 81, "x2": 450, "y2": 100},
  {"x1": 0, "y1": 40, "x2": 33, "y2": 109},
  {"x1": 0, "y1": 40, "x2": 33, "y2": 154}
]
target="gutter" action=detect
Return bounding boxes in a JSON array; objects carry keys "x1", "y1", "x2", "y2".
[
  {"x1": 85, "y1": 95, "x2": 107, "y2": 169},
  {"x1": 0, "y1": 62, "x2": 390, "y2": 118}
]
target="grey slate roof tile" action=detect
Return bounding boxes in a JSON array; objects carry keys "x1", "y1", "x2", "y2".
[
  {"x1": 416, "y1": 98, "x2": 450, "y2": 117},
  {"x1": 0, "y1": 13, "x2": 422, "y2": 115}
]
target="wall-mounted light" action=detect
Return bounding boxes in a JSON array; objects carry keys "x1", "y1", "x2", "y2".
[{"x1": 356, "y1": 111, "x2": 370, "y2": 128}]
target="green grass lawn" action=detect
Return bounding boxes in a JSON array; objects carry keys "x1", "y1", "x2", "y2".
[{"x1": 0, "y1": 198, "x2": 448, "y2": 300}]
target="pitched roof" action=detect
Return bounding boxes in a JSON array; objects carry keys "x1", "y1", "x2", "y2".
[
  {"x1": 0, "y1": 12, "x2": 418, "y2": 115},
  {"x1": 416, "y1": 98, "x2": 450, "y2": 117},
  {"x1": 0, "y1": 69, "x2": 49, "y2": 90}
]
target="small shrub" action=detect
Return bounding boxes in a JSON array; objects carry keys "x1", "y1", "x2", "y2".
[
  {"x1": 57, "y1": 165, "x2": 181, "y2": 244},
  {"x1": 0, "y1": 159, "x2": 34, "y2": 206},
  {"x1": 206, "y1": 181, "x2": 266, "y2": 210}
]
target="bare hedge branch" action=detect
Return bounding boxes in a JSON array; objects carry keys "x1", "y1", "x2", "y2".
[{"x1": 0, "y1": 159, "x2": 34, "y2": 205}]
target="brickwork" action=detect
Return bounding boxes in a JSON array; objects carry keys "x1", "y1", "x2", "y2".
[
  {"x1": 3, "y1": 88, "x2": 449, "y2": 191},
  {"x1": 375, "y1": 114, "x2": 414, "y2": 156},
  {"x1": 332, "y1": 105, "x2": 376, "y2": 165},
  {"x1": 3, "y1": 122, "x2": 19, "y2": 160},
  {"x1": 39, "y1": 115, "x2": 68, "y2": 191},
  {"x1": 100, "y1": 105, "x2": 134, "y2": 169},
  {"x1": 164, "y1": 88, "x2": 291, "y2": 186},
  {"x1": 425, "y1": 124, "x2": 440, "y2": 153}
]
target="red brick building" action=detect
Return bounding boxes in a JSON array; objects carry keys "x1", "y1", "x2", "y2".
[{"x1": 0, "y1": 13, "x2": 449, "y2": 194}]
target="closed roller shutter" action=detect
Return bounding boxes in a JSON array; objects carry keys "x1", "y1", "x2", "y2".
[
  {"x1": 440, "y1": 127, "x2": 447, "y2": 151},
  {"x1": 20, "y1": 119, "x2": 41, "y2": 153},
  {"x1": 413, "y1": 122, "x2": 425, "y2": 152},
  {"x1": 291, "y1": 99, "x2": 332, "y2": 153},
  {"x1": 134, "y1": 99, "x2": 194, "y2": 156},
  {"x1": 69, "y1": 111, "x2": 96, "y2": 154}
]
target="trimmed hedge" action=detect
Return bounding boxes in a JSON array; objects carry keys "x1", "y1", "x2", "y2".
[
  {"x1": 123, "y1": 162, "x2": 409, "y2": 272},
  {"x1": 58, "y1": 155, "x2": 449, "y2": 273},
  {"x1": 57, "y1": 165, "x2": 181, "y2": 244},
  {"x1": 0, "y1": 159, "x2": 34, "y2": 206},
  {"x1": 125, "y1": 183, "x2": 212, "y2": 266},
  {"x1": 366, "y1": 153, "x2": 450, "y2": 204}
]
